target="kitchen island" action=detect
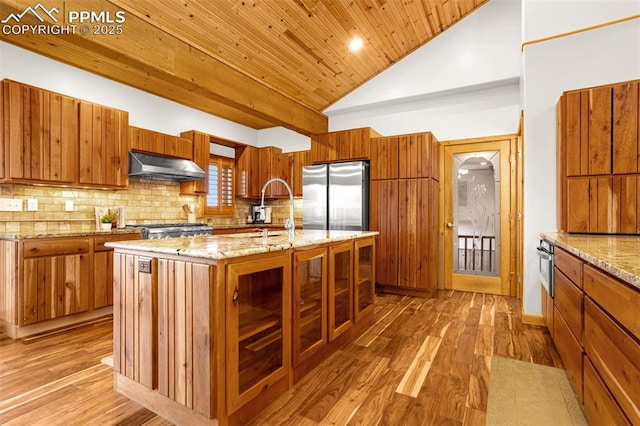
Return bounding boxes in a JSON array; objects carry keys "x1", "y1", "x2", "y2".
[{"x1": 107, "y1": 230, "x2": 377, "y2": 426}]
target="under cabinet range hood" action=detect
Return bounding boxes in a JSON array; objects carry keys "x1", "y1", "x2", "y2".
[{"x1": 128, "y1": 152, "x2": 206, "y2": 182}]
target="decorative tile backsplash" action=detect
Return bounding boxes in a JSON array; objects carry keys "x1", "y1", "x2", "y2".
[{"x1": 0, "y1": 179, "x2": 302, "y2": 234}]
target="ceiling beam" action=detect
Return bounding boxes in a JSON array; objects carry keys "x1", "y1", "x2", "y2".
[{"x1": 0, "y1": 0, "x2": 328, "y2": 136}]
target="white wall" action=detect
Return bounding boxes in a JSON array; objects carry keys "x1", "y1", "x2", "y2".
[
  {"x1": 521, "y1": 4, "x2": 640, "y2": 314},
  {"x1": 325, "y1": 0, "x2": 522, "y2": 140},
  {"x1": 0, "y1": 42, "x2": 310, "y2": 150}
]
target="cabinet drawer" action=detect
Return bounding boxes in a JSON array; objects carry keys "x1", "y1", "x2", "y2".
[
  {"x1": 94, "y1": 233, "x2": 142, "y2": 251},
  {"x1": 553, "y1": 306, "x2": 583, "y2": 402},
  {"x1": 583, "y1": 357, "x2": 631, "y2": 426},
  {"x1": 583, "y1": 264, "x2": 640, "y2": 341},
  {"x1": 23, "y1": 238, "x2": 91, "y2": 258},
  {"x1": 584, "y1": 298, "x2": 640, "y2": 425},
  {"x1": 554, "y1": 268, "x2": 584, "y2": 343},
  {"x1": 555, "y1": 247, "x2": 583, "y2": 288}
]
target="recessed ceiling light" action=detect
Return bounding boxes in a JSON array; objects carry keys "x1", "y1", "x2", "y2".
[{"x1": 348, "y1": 37, "x2": 363, "y2": 52}]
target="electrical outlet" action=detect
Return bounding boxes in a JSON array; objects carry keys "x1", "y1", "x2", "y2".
[
  {"x1": 65, "y1": 200, "x2": 74, "y2": 211},
  {"x1": 27, "y1": 199, "x2": 38, "y2": 211},
  {"x1": 0, "y1": 198, "x2": 23, "y2": 212}
]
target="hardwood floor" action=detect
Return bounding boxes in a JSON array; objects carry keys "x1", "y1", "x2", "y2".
[{"x1": 0, "y1": 291, "x2": 562, "y2": 425}]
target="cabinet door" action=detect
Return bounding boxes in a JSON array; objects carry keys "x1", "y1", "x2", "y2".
[
  {"x1": 370, "y1": 180, "x2": 399, "y2": 286},
  {"x1": 613, "y1": 81, "x2": 639, "y2": 174},
  {"x1": 588, "y1": 86, "x2": 613, "y2": 175},
  {"x1": 292, "y1": 150, "x2": 310, "y2": 196},
  {"x1": 180, "y1": 131, "x2": 209, "y2": 195},
  {"x1": 370, "y1": 136, "x2": 399, "y2": 180},
  {"x1": 354, "y1": 237, "x2": 375, "y2": 321},
  {"x1": 328, "y1": 241, "x2": 353, "y2": 341},
  {"x1": 3, "y1": 80, "x2": 78, "y2": 183},
  {"x1": 271, "y1": 153, "x2": 293, "y2": 197},
  {"x1": 258, "y1": 147, "x2": 283, "y2": 197},
  {"x1": 310, "y1": 133, "x2": 338, "y2": 163},
  {"x1": 612, "y1": 175, "x2": 639, "y2": 234},
  {"x1": 227, "y1": 254, "x2": 291, "y2": 414},
  {"x1": 399, "y1": 133, "x2": 432, "y2": 178},
  {"x1": 130, "y1": 126, "x2": 164, "y2": 154},
  {"x1": 22, "y1": 253, "x2": 90, "y2": 325},
  {"x1": 398, "y1": 179, "x2": 434, "y2": 292},
  {"x1": 564, "y1": 91, "x2": 589, "y2": 177},
  {"x1": 567, "y1": 177, "x2": 613, "y2": 233},
  {"x1": 79, "y1": 102, "x2": 129, "y2": 187},
  {"x1": 338, "y1": 128, "x2": 370, "y2": 160},
  {"x1": 293, "y1": 248, "x2": 327, "y2": 366},
  {"x1": 165, "y1": 135, "x2": 193, "y2": 160},
  {"x1": 235, "y1": 145, "x2": 260, "y2": 198}
]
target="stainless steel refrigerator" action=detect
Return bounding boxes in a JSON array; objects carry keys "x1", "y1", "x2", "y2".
[{"x1": 302, "y1": 161, "x2": 369, "y2": 231}]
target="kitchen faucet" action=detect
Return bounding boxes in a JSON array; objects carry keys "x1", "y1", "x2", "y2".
[{"x1": 260, "y1": 178, "x2": 295, "y2": 238}]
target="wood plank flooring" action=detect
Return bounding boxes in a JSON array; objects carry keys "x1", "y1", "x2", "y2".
[{"x1": 0, "y1": 291, "x2": 562, "y2": 425}]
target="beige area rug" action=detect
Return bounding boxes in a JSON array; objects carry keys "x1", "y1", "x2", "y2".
[{"x1": 486, "y1": 357, "x2": 587, "y2": 426}]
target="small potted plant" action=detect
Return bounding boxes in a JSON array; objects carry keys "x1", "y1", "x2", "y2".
[{"x1": 100, "y1": 211, "x2": 115, "y2": 230}]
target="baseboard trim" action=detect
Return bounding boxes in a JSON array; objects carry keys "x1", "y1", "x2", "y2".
[{"x1": 522, "y1": 312, "x2": 545, "y2": 326}]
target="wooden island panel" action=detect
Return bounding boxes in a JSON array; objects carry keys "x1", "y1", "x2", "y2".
[{"x1": 109, "y1": 231, "x2": 376, "y2": 426}]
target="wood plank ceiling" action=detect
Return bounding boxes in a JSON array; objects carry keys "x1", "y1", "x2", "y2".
[{"x1": 0, "y1": 0, "x2": 488, "y2": 135}]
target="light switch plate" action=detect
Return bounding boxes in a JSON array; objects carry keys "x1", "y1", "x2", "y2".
[
  {"x1": 0, "y1": 198, "x2": 23, "y2": 211},
  {"x1": 65, "y1": 200, "x2": 74, "y2": 211},
  {"x1": 27, "y1": 199, "x2": 38, "y2": 211}
]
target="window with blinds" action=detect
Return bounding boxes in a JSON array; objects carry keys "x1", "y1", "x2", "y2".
[{"x1": 204, "y1": 155, "x2": 235, "y2": 216}]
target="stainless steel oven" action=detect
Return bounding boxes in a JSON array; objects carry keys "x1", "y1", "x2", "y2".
[{"x1": 536, "y1": 238, "x2": 555, "y2": 298}]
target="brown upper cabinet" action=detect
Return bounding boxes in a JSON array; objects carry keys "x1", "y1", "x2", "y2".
[
  {"x1": 179, "y1": 130, "x2": 210, "y2": 195},
  {"x1": 1, "y1": 79, "x2": 129, "y2": 188},
  {"x1": 236, "y1": 145, "x2": 310, "y2": 198},
  {"x1": 1, "y1": 80, "x2": 78, "y2": 184},
  {"x1": 235, "y1": 145, "x2": 260, "y2": 198},
  {"x1": 130, "y1": 126, "x2": 193, "y2": 160},
  {"x1": 310, "y1": 127, "x2": 382, "y2": 164},
  {"x1": 258, "y1": 146, "x2": 283, "y2": 198},
  {"x1": 79, "y1": 102, "x2": 129, "y2": 188},
  {"x1": 370, "y1": 132, "x2": 440, "y2": 180},
  {"x1": 558, "y1": 79, "x2": 640, "y2": 234}
]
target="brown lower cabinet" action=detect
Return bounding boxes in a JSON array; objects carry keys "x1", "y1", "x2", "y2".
[
  {"x1": 545, "y1": 245, "x2": 640, "y2": 425},
  {"x1": 0, "y1": 232, "x2": 141, "y2": 338}
]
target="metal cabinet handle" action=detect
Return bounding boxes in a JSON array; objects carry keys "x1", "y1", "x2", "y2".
[{"x1": 232, "y1": 288, "x2": 239, "y2": 306}]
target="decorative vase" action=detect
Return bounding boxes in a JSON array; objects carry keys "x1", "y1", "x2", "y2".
[{"x1": 100, "y1": 223, "x2": 112, "y2": 231}]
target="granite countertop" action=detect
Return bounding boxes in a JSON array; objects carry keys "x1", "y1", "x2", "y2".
[
  {"x1": 0, "y1": 228, "x2": 142, "y2": 240},
  {"x1": 106, "y1": 229, "x2": 378, "y2": 260},
  {"x1": 213, "y1": 223, "x2": 285, "y2": 230},
  {"x1": 541, "y1": 232, "x2": 640, "y2": 289}
]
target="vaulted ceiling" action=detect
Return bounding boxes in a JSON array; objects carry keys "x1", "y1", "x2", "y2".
[{"x1": 0, "y1": 0, "x2": 488, "y2": 135}]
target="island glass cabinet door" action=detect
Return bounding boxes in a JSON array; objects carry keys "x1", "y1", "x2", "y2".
[
  {"x1": 226, "y1": 254, "x2": 291, "y2": 414},
  {"x1": 355, "y1": 237, "x2": 375, "y2": 321},
  {"x1": 328, "y1": 241, "x2": 354, "y2": 341},
  {"x1": 293, "y1": 247, "x2": 328, "y2": 366}
]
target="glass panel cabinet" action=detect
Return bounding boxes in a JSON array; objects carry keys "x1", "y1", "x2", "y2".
[
  {"x1": 226, "y1": 254, "x2": 291, "y2": 414},
  {"x1": 329, "y1": 241, "x2": 353, "y2": 341},
  {"x1": 355, "y1": 237, "x2": 375, "y2": 321},
  {"x1": 292, "y1": 247, "x2": 327, "y2": 366}
]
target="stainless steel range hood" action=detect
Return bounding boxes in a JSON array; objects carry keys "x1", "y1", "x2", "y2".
[{"x1": 128, "y1": 152, "x2": 206, "y2": 182}]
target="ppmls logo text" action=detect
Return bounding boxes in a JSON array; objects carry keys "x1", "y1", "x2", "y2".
[{"x1": 2, "y1": 2, "x2": 126, "y2": 36}]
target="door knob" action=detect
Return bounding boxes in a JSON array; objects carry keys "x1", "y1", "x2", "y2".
[{"x1": 446, "y1": 222, "x2": 454, "y2": 228}]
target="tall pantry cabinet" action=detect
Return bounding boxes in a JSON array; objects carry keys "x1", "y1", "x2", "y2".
[
  {"x1": 557, "y1": 79, "x2": 640, "y2": 234},
  {"x1": 370, "y1": 132, "x2": 440, "y2": 296}
]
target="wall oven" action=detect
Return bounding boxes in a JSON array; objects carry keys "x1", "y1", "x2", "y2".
[{"x1": 536, "y1": 238, "x2": 555, "y2": 297}]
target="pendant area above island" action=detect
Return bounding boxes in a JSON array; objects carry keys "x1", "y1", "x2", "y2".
[{"x1": 107, "y1": 230, "x2": 377, "y2": 426}]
